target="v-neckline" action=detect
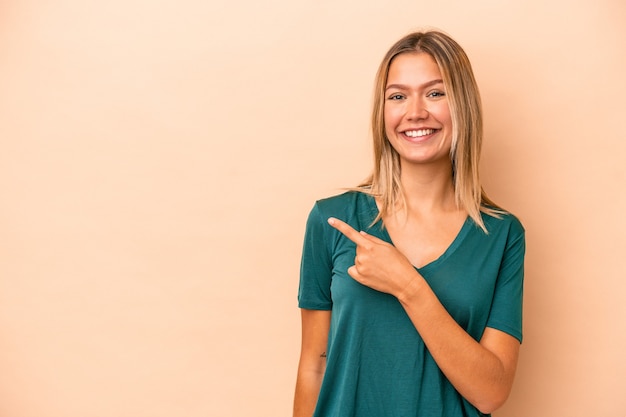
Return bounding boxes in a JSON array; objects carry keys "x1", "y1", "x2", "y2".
[{"x1": 364, "y1": 193, "x2": 472, "y2": 272}]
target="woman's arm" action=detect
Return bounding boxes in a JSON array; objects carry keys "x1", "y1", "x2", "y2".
[
  {"x1": 293, "y1": 309, "x2": 331, "y2": 417},
  {"x1": 327, "y1": 217, "x2": 520, "y2": 414},
  {"x1": 398, "y1": 279, "x2": 520, "y2": 414}
]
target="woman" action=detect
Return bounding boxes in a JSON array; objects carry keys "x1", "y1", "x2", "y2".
[{"x1": 294, "y1": 30, "x2": 525, "y2": 417}]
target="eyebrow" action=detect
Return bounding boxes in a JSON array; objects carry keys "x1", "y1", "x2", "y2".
[{"x1": 385, "y1": 79, "x2": 444, "y2": 91}]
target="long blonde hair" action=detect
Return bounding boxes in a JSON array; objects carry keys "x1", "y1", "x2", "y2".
[{"x1": 361, "y1": 30, "x2": 502, "y2": 232}]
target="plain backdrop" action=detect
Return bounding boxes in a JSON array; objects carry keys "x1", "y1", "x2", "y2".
[{"x1": 1, "y1": 0, "x2": 625, "y2": 416}]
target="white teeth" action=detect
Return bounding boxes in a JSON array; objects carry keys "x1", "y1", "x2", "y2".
[{"x1": 405, "y1": 129, "x2": 435, "y2": 137}]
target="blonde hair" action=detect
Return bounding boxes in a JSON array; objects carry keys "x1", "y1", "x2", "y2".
[{"x1": 361, "y1": 30, "x2": 503, "y2": 232}]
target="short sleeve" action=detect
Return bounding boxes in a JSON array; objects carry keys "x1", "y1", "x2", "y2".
[
  {"x1": 485, "y1": 217, "x2": 526, "y2": 342},
  {"x1": 297, "y1": 202, "x2": 333, "y2": 310}
]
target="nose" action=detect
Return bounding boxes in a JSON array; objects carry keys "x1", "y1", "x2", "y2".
[{"x1": 406, "y1": 97, "x2": 428, "y2": 121}]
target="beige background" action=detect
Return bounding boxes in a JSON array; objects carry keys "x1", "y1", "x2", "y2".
[{"x1": 1, "y1": 0, "x2": 625, "y2": 416}]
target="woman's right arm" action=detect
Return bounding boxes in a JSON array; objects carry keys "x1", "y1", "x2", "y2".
[{"x1": 293, "y1": 309, "x2": 331, "y2": 417}]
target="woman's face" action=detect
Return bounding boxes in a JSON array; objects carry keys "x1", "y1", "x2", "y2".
[{"x1": 383, "y1": 52, "x2": 453, "y2": 168}]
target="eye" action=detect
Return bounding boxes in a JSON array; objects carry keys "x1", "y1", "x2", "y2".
[
  {"x1": 427, "y1": 90, "x2": 446, "y2": 98},
  {"x1": 387, "y1": 93, "x2": 405, "y2": 100}
]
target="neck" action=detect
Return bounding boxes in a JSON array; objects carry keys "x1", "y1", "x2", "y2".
[{"x1": 397, "y1": 161, "x2": 458, "y2": 214}]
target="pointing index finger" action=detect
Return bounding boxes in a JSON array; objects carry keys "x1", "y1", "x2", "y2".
[{"x1": 328, "y1": 217, "x2": 368, "y2": 246}]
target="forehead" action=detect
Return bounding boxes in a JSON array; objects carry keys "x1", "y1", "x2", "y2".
[{"x1": 386, "y1": 52, "x2": 442, "y2": 85}]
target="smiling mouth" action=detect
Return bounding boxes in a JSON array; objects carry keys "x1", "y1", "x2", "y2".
[{"x1": 404, "y1": 129, "x2": 438, "y2": 138}]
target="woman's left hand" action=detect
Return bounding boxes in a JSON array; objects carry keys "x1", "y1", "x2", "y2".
[{"x1": 328, "y1": 217, "x2": 420, "y2": 297}]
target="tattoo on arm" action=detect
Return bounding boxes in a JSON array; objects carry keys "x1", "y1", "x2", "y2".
[{"x1": 320, "y1": 351, "x2": 327, "y2": 358}]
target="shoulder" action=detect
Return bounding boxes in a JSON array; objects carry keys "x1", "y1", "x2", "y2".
[
  {"x1": 481, "y1": 210, "x2": 525, "y2": 238},
  {"x1": 315, "y1": 190, "x2": 364, "y2": 208},
  {"x1": 309, "y1": 191, "x2": 377, "y2": 232},
  {"x1": 313, "y1": 190, "x2": 372, "y2": 218},
  {"x1": 479, "y1": 211, "x2": 526, "y2": 258}
]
